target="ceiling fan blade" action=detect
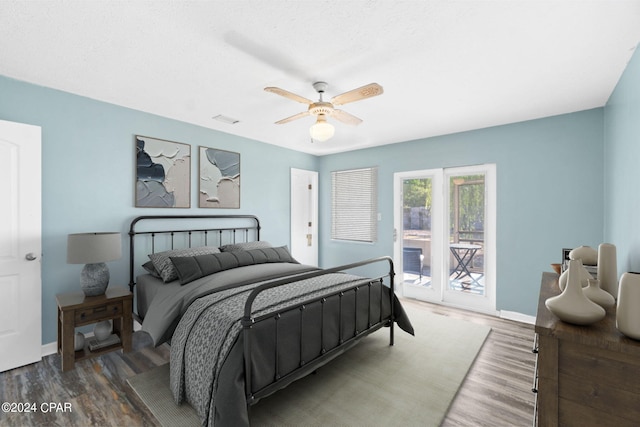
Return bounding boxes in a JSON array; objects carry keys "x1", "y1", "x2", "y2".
[
  {"x1": 275, "y1": 111, "x2": 310, "y2": 124},
  {"x1": 331, "y1": 83, "x2": 383, "y2": 106},
  {"x1": 265, "y1": 87, "x2": 313, "y2": 104},
  {"x1": 332, "y1": 109, "x2": 363, "y2": 126}
]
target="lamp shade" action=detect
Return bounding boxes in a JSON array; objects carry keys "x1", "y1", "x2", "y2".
[
  {"x1": 310, "y1": 117, "x2": 335, "y2": 142},
  {"x1": 67, "y1": 232, "x2": 122, "y2": 264}
]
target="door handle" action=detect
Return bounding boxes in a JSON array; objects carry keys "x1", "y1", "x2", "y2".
[{"x1": 25, "y1": 252, "x2": 37, "y2": 261}]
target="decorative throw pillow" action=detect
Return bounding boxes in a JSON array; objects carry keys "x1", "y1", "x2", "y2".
[
  {"x1": 142, "y1": 261, "x2": 161, "y2": 279},
  {"x1": 170, "y1": 245, "x2": 297, "y2": 285},
  {"x1": 148, "y1": 246, "x2": 221, "y2": 282},
  {"x1": 220, "y1": 240, "x2": 272, "y2": 252}
]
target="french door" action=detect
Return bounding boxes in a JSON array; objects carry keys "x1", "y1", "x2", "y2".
[{"x1": 393, "y1": 164, "x2": 496, "y2": 313}]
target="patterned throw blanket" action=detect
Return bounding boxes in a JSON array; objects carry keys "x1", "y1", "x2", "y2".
[{"x1": 170, "y1": 271, "x2": 392, "y2": 426}]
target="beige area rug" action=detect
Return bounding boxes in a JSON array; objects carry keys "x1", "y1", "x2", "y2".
[{"x1": 127, "y1": 304, "x2": 490, "y2": 427}]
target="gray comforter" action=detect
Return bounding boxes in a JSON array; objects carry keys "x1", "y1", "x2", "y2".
[
  {"x1": 141, "y1": 262, "x2": 318, "y2": 346},
  {"x1": 165, "y1": 263, "x2": 412, "y2": 426}
]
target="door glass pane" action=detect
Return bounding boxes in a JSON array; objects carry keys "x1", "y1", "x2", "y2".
[
  {"x1": 402, "y1": 178, "x2": 432, "y2": 288},
  {"x1": 448, "y1": 174, "x2": 485, "y2": 295}
]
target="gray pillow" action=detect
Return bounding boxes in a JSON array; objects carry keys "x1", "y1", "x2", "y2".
[
  {"x1": 170, "y1": 246, "x2": 297, "y2": 285},
  {"x1": 220, "y1": 241, "x2": 272, "y2": 252},
  {"x1": 142, "y1": 261, "x2": 161, "y2": 279},
  {"x1": 148, "y1": 246, "x2": 221, "y2": 282}
]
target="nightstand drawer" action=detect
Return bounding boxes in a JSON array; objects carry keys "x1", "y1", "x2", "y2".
[{"x1": 75, "y1": 302, "x2": 123, "y2": 323}]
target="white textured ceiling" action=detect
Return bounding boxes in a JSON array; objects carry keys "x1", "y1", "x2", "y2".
[{"x1": 2, "y1": 1, "x2": 640, "y2": 155}]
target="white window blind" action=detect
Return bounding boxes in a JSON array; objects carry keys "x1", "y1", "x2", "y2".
[{"x1": 331, "y1": 167, "x2": 378, "y2": 242}]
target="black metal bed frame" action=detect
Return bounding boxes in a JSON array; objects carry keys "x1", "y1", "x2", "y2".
[
  {"x1": 127, "y1": 215, "x2": 396, "y2": 410},
  {"x1": 128, "y1": 214, "x2": 261, "y2": 294},
  {"x1": 242, "y1": 256, "x2": 395, "y2": 405}
]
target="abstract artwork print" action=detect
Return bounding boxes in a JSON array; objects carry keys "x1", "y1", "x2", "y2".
[
  {"x1": 199, "y1": 147, "x2": 240, "y2": 208},
  {"x1": 136, "y1": 136, "x2": 191, "y2": 208}
]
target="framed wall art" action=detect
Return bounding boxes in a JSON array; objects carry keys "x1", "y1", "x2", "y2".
[
  {"x1": 199, "y1": 146, "x2": 240, "y2": 208},
  {"x1": 135, "y1": 135, "x2": 191, "y2": 208}
]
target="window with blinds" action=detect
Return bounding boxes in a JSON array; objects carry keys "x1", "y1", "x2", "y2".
[{"x1": 331, "y1": 167, "x2": 378, "y2": 243}]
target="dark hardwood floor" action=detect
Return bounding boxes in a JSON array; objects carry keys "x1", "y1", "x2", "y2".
[{"x1": 0, "y1": 300, "x2": 536, "y2": 427}]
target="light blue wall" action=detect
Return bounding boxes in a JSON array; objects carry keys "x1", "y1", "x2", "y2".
[
  {"x1": 604, "y1": 46, "x2": 640, "y2": 273},
  {"x1": 318, "y1": 109, "x2": 605, "y2": 316},
  {"x1": 0, "y1": 75, "x2": 318, "y2": 345},
  {"x1": 2, "y1": 59, "x2": 627, "y2": 344}
]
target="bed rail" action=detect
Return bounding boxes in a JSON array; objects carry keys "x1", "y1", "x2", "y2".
[
  {"x1": 241, "y1": 256, "x2": 395, "y2": 405},
  {"x1": 128, "y1": 215, "x2": 261, "y2": 293}
]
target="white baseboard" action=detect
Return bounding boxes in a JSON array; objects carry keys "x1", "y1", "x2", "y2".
[
  {"x1": 500, "y1": 310, "x2": 536, "y2": 325},
  {"x1": 41, "y1": 342, "x2": 58, "y2": 357}
]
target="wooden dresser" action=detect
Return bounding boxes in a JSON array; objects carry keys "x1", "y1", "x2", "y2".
[{"x1": 534, "y1": 272, "x2": 640, "y2": 426}]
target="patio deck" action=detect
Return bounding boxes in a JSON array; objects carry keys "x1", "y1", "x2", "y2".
[{"x1": 403, "y1": 270, "x2": 486, "y2": 295}]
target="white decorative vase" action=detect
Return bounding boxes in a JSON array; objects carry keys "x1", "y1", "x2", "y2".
[
  {"x1": 559, "y1": 262, "x2": 592, "y2": 291},
  {"x1": 583, "y1": 278, "x2": 615, "y2": 308},
  {"x1": 569, "y1": 245, "x2": 598, "y2": 266},
  {"x1": 546, "y1": 259, "x2": 605, "y2": 325},
  {"x1": 616, "y1": 272, "x2": 640, "y2": 340},
  {"x1": 93, "y1": 320, "x2": 111, "y2": 341},
  {"x1": 597, "y1": 243, "x2": 618, "y2": 299},
  {"x1": 74, "y1": 332, "x2": 85, "y2": 351}
]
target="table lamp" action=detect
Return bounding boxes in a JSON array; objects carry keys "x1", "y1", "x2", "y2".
[{"x1": 67, "y1": 232, "x2": 122, "y2": 296}]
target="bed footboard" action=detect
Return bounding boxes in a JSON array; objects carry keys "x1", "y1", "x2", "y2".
[{"x1": 241, "y1": 256, "x2": 395, "y2": 405}]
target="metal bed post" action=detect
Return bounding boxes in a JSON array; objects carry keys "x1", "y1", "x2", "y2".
[{"x1": 389, "y1": 256, "x2": 395, "y2": 346}]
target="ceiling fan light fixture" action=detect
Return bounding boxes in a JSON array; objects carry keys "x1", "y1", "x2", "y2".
[
  {"x1": 309, "y1": 115, "x2": 334, "y2": 142},
  {"x1": 266, "y1": 81, "x2": 383, "y2": 141}
]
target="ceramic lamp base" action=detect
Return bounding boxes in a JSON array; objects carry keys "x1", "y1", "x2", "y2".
[{"x1": 80, "y1": 262, "x2": 109, "y2": 296}]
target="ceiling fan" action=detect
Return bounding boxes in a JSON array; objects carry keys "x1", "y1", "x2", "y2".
[{"x1": 264, "y1": 81, "x2": 383, "y2": 141}]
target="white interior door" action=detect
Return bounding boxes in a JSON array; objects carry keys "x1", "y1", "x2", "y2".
[
  {"x1": 290, "y1": 168, "x2": 318, "y2": 266},
  {"x1": 0, "y1": 119, "x2": 42, "y2": 372}
]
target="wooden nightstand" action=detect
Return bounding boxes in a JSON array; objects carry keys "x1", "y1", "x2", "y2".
[{"x1": 56, "y1": 287, "x2": 133, "y2": 372}]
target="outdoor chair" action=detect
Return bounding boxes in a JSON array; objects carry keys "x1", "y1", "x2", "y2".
[{"x1": 403, "y1": 247, "x2": 424, "y2": 279}]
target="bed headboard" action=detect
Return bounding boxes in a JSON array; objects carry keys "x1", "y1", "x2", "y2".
[{"x1": 128, "y1": 215, "x2": 261, "y2": 292}]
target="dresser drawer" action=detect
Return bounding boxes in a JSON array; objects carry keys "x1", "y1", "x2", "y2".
[{"x1": 75, "y1": 302, "x2": 123, "y2": 324}]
